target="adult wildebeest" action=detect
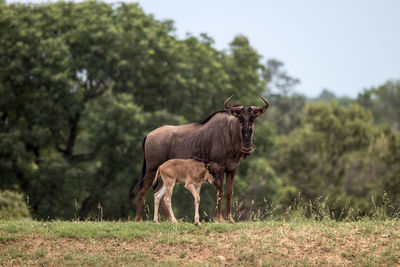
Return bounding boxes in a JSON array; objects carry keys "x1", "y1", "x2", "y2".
[
  {"x1": 130, "y1": 95, "x2": 270, "y2": 222},
  {"x1": 153, "y1": 157, "x2": 223, "y2": 225}
]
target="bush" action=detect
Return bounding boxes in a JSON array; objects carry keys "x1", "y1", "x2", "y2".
[{"x1": 0, "y1": 190, "x2": 31, "y2": 219}]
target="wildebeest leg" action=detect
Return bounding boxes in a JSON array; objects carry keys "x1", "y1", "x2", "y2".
[
  {"x1": 164, "y1": 182, "x2": 178, "y2": 224},
  {"x1": 226, "y1": 170, "x2": 236, "y2": 223},
  {"x1": 135, "y1": 171, "x2": 155, "y2": 222},
  {"x1": 186, "y1": 183, "x2": 201, "y2": 225},
  {"x1": 153, "y1": 184, "x2": 167, "y2": 224},
  {"x1": 216, "y1": 173, "x2": 225, "y2": 222}
]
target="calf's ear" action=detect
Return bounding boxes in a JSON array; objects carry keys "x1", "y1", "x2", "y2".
[{"x1": 204, "y1": 162, "x2": 211, "y2": 170}]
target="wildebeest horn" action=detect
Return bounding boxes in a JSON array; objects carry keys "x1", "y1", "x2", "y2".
[
  {"x1": 224, "y1": 95, "x2": 234, "y2": 110},
  {"x1": 259, "y1": 95, "x2": 270, "y2": 110}
]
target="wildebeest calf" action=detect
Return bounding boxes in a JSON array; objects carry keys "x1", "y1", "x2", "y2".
[{"x1": 152, "y1": 157, "x2": 223, "y2": 225}]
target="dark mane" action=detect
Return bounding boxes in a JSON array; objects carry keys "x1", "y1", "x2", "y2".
[
  {"x1": 196, "y1": 110, "x2": 228, "y2": 125},
  {"x1": 186, "y1": 156, "x2": 210, "y2": 164}
]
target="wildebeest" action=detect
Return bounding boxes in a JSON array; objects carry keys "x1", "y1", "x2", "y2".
[
  {"x1": 130, "y1": 95, "x2": 270, "y2": 222},
  {"x1": 153, "y1": 157, "x2": 223, "y2": 225}
]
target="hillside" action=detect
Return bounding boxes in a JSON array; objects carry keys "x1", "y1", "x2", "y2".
[{"x1": 1, "y1": 220, "x2": 399, "y2": 266}]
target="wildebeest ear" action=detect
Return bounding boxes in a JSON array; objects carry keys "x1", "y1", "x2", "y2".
[
  {"x1": 251, "y1": 106, "x2": 266, "y2": 117},
  {"x1": 224, "y1": 95, "x2": 242, "y2": 117},
  {"x1": 228, "y1": 106, "x2": 242, "y2": 117},
  {"x1": 251, "y1": 95, "x2": 270, "y2": 117}
]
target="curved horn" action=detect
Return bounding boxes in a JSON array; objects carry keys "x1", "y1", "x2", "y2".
[
  {"x1": 259, "y1": 95, "x2": 270, "y2": 110},
  {"x1": 224, "y1": 95, "x2": 233, "y2": 110}
]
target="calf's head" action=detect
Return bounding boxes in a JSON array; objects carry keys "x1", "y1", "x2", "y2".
[
  {"x1": 224, "y1": 96, "x2": 270, "y2": 154},
  {"x1": 205, "y1": 162, "x2": 224, "y2": 186}
]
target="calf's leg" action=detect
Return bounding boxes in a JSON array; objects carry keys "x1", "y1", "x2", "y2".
[
  {"x1": 154, "y1": 180, "x2": 172, "y2": 221},
  {"x1": 185, "y1": 183, "x2": 201, "y2": 225},
  {"x1": 153, "y1": 184, "x2": 167, "y2": 224},
  {"x1": 136, "y1": 170, "x2": 171, "y2": 222},
  {"x1": 195, "y1": 184, "x2": 201, "y2": 195},
  {"x1": 216, "y1": 173, "x2": 225, "y2": 222},
  {"x1": 163, "y1": 181, "x2": 178, "y2": 224}
]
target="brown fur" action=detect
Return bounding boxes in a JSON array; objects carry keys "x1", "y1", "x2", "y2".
[
  {"x1": 152, "y1": 158, "x2": 222, "y2": 225},
  {"x1": 131, "y1": 96, "x2": 270, "y2": 222}
]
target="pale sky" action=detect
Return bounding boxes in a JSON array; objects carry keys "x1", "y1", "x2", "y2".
[
  {"x1": 8, "y1": 0, "x2": 400, "y2": 98},
  {"x1": 135, "y1": 0, "x2": 400, "y2": 98}
]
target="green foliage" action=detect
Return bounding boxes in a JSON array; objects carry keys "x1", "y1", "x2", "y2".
[
  {"x1": 311, "y1": 89, "x2": 354, "y2": 106},
  {"x1": 265, "y1": 93, "x2": 306, "y2": 134},
  {"x1": 272, "y1": 102, "x2": 378, "y2": 216},
  {"x1": 381, "y1": 131, "x2": 400, "y2": 207},
  {"x1": 0, "y1": 190, "x2": 31, "y2": 219},
  {"x1": 263, "y1": 59, "x2": 305, "y2": 135},
  {"x1": 224, "y1": 35, "x2": 265, "y2": 104},
  {"x1": 358, "y1": 80, "x2": 400, "y2": 130},
  {"x1": 0, "y1": 1, "x2": 271, "y2": 220},
  {"x1": 263, "y1": 59, "x2": 300, "y2": 95}
]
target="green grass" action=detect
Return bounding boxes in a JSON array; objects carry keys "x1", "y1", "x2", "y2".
[{"x1": 1, "y1": 219, "x2": 400, "y2": 266}]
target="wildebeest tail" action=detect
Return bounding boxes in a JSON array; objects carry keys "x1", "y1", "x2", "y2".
[{"x1": 129, "y1": 136, "x2": 147, "y2": 199}]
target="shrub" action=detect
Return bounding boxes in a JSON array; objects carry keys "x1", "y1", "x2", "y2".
[{"x1": 0, "y1": 190, "x2": 31, "y2": 219}]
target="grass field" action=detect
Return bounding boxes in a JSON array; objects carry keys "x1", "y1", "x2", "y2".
[{"x1": 1, "y1": 219, "x2": 400, "y2": 266}]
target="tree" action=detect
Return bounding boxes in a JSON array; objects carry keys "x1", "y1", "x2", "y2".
[
  {"x1": 358, "y1": 80, "x2": 400, "y2": 131},
  {"x1": 381, "y1": 129, "x2": 400, "y2": 208},
  {"x1": 263, "y1": 59, "x2": 300, "y2": 95},
  {"x1": 0, "y1": 2, "x2": 274, "y2": 219},
  {"x1": 262, "y1": 59, "x2": 305, "y2": 135},
  {"x1": 224, "y1": 35, "x2": 265, "y2": 104},
  {"x1": 311, "y1": 89, "x2": 354, "y2": 107},
  {"x1": 272, "y1": 102, "x2": 374, "y2": 216}
]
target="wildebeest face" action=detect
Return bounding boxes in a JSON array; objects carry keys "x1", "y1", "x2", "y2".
[{"x1": 224, "y1": 96, "x2": 270, "y2": 154}]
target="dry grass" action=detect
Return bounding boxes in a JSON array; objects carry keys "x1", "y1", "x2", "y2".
[{"x1": 1, "y1": 220, "x2": 400, "y2": 266}]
